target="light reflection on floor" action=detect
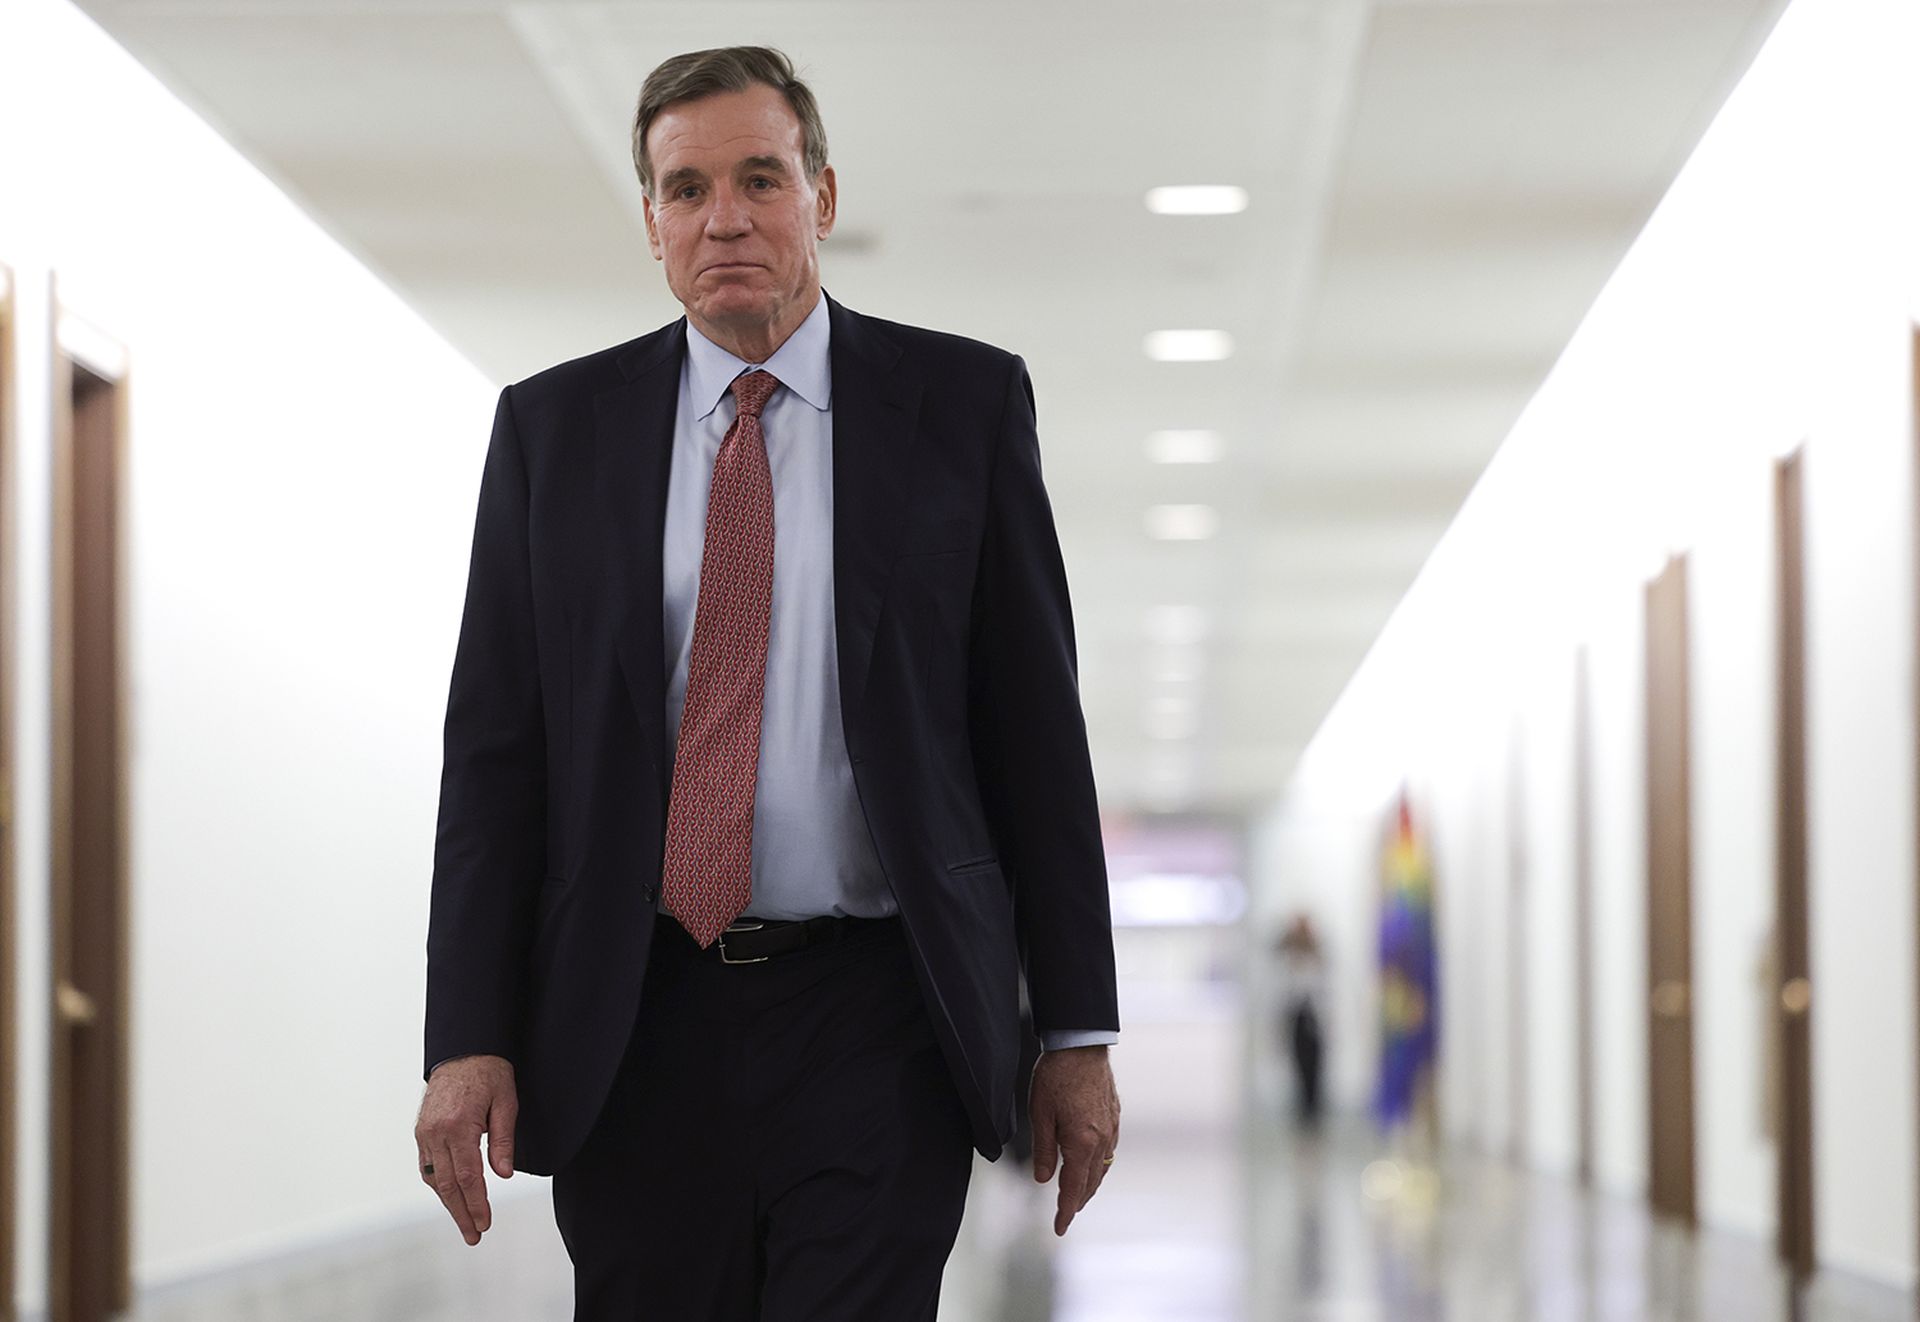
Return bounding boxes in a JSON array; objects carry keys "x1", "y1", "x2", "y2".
[
  {"x1": 1243, "y1": 1113, "x2": 1910, "y2": 1322},
  {"x1": 126, "y1": 1109, "x2": 1914, "y2": 1321}
]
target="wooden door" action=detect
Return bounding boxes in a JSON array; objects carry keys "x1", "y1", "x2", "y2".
[
  {"x1": 1645, "y1": 555, "x2": 1697, "y2": 1225},
  {"x1": 1772, "y1": 451, "x2": 1814, "y2": 1276},
  {"x1": 48, "y1": 321, "x2": 132, "y2": 1322}
]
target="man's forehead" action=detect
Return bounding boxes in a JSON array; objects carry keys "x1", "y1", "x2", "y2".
[{"x1": 649, "y1": 89, "x2": 803, "y2": 166}]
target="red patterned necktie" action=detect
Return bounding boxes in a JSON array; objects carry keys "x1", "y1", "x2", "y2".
[{"x1": 660, "y1": 368, "x2": 781, "y2": 947}]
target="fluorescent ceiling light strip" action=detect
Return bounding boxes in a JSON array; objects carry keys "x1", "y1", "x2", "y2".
[
  {"x1": 1145, "y1": 185, "x2": 1249, "y2": 216},
  {"x1": 1145, "y1": 504, "x2": 1219, "y2": 540},
  {"x1": 1146, "y1": 604, "x2": 1209, "y2": 641},
  {"x1": 1144, "y1": 707, "x2": 1200, "y2": 738},
  {"x1": 1147, "y1": 429, "x2": 1224, "y2": 463},
  {"x1": 1144, "y1": 329, "x2": 1234, "y2": 362},
  {"x1": 1149, "y1": 655, "x2": 1204, "y2": 683}
]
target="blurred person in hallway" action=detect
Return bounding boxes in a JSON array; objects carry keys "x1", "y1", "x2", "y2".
[
  {"x1": 1276, "y1": 913, "x2": 1327, "y2": 1127},
  {"x1": 413, "y1": 45, "x2": 1122, "y2": 1320}
]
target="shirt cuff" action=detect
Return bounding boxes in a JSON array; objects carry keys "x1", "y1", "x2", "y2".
[{"x1": 1036, "y1": 1028, "x2": 1119, "y2": 1052}]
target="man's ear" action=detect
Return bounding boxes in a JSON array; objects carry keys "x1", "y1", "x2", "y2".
[
  {"x1": 642, "y1": 193, "x2": 663, "y2": 261},
  {"x1": 814, "y1": 165, "x2": 838, "y2": 240}
]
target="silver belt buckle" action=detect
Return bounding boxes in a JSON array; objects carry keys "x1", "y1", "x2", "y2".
[{"x1": 717, "y1": 919, "x2": 769, "y2": 965}]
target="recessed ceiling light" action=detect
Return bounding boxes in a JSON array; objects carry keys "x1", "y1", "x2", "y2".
[
  {"x1": 1147, "y1": 430, "x2": 1224, "y2": 464},
  {"x1": 1144, "y1": 329, "x2": 1234, "y2": 362},
  {"x1": 1146, "y1": 605, "x2": 1209, "y2": 642},
  {"x1": 1145, "y1": 185, "x2": 1249, "y2": 216},
  {"x1": 1144, "y1": 707, "x2": 1200, "y2": 739},
  {"x1": 1145, "y1": 504, "x2": 1218, "y2": 540},
  {"x1": 1148, "y1": 650, "x2": 1204, "y2": 683}
]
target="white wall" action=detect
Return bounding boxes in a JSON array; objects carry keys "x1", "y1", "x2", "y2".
[
  {"x1": 2, "y1": 0, "x2": 513, "y2": 1307},
  {"x1": 1273, "y1": 0, "x2": 1918, "y2": 1291},
  {"x1": 1518, "y1": 662, "x2": 1580, "y2": 1179},
  {"x1": 1586, "y1": 588, "x2": 1650, "y2": 1199},
  {"x1": 1802, "y1": 304, "x2": 1917, "y2": 1285},
  {"x1": 1690, "y1": 462, "x2": 1779, "y2": 1242},
  {"x1": 1452, "y1": 726, "x2": 1517, "y2": 1158},
  {"x1": 1426, "y1": 732, "x2": 1494, "y2": 1152}
]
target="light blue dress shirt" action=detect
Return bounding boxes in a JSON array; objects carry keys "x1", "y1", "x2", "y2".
[
  {"x1": 665, "y1": 294, "x2": 890, "y2": 923},
  {"x1": 664, "y1": 293, "x2": 1116, "y2": 1053}
]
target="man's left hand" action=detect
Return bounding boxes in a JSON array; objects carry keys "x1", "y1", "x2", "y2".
[{"x1": 1028, "y1": 1044, "x2": 1121, "y2": 1236}]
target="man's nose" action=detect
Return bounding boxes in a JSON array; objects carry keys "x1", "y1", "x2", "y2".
[{"x1": 705, "y1": 183, "x2": 751, "y2": 238}]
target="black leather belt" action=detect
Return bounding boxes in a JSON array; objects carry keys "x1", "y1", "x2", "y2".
[{"x1": 706, "y1": 914, "x2": 896, "y2": 965}]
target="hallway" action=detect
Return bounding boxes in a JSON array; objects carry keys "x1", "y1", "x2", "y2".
[
  {"x1": 7, "y1": 0, "x2": 1920, "y2": 1315},
  {"x1": 123, "y1": 1107, "x2": 1909, "y2": 1322}
]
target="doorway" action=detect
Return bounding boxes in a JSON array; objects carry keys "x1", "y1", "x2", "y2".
[
  {"x1": 1772, "y1": 449, "x2": 1815, "y2": 1276},
  {"x1": 48, "y1": 310, "x2": 132, "y2": 1322},
  {"x1": 1645, "y1": 554, "x2": 1697, "y2": 1226}
]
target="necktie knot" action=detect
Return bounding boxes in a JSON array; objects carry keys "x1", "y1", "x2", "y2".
[{"x1": 731, "y1": 369, "x2": 780, "y2": 421}]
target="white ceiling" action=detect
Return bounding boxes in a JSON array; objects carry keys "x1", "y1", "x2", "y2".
[{"x1": 77, "y1": 0, "x2": 1788, "y2": 817}]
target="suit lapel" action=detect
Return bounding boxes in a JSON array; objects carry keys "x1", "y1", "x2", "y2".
[
  {"x1": 594, "y1": 318, "x2": 685, "y2": 786},
  {"x1": 827, "y1": 293, "x2": 925, "y2": 729}
]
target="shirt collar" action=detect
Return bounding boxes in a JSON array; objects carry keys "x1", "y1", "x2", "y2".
[{"x1": 684, "y1": 292, "x2": 832, "y2": 420}]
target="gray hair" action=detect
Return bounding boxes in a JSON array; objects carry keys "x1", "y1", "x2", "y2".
[{"x1": 630, "y1": 46, "x2": 829, "y2": 199}]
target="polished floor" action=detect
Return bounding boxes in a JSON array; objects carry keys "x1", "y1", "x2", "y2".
[{"x1": 126, "y1": 1105, "x2": 1912, "y2": 1321}]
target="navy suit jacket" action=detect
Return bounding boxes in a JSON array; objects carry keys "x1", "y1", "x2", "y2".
[{"x1": 423, "y1": 292, "x2": 1119, "y2": 1176}]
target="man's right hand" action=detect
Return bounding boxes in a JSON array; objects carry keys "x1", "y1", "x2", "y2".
[{"x1": 415, "y1": 1054, "x2": 518, "y2": 1245}]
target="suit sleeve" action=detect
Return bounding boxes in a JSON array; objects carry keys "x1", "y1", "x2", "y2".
[
  {"x1": 422, "y1": 384, "x2": 547, "y2": 1081},
  {"x1": 966, "y1": 354, "x2": 1120, "y2": 1039}
]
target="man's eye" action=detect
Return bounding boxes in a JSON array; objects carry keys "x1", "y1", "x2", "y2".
[
  {"x1": 677, "y1": 186, "x2": 700, "y2": 200},
  {"x1": 750, "y1": 176, "x2": 774, "y2": 189}
]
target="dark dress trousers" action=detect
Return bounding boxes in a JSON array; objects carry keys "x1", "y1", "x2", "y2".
[{"x1": 422, "y1": 291, "x2": 1119, "y2": 1236}]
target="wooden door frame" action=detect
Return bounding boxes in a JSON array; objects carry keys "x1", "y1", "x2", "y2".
[
  {"x1": 0, "y1": 261, "x2": 19, "y2": 1322},
  {"x1": 1773, "y1": 448, "x2": 1815, "y2": 1277},
  {"x1": 47, "y1": 295, "x2": 133, "y2": 1322}
]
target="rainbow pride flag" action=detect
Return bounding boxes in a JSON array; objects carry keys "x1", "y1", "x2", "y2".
[{"x1": 1376, "y1": 791, "x2": 1438, "y2": 1128}]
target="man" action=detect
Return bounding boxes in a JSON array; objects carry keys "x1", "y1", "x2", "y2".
[{"x1": 415, "y1": 45, "x2": 1121, "y2": 1319}]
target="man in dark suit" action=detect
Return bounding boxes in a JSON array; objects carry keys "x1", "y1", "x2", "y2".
[{"x1": 415, "y1": 45, "x2": 1121, "y2": 1318}]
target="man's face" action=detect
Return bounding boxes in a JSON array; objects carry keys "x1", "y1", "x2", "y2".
[{"x1": 642, "y1": 83, "x2": 836, "y2": 339}]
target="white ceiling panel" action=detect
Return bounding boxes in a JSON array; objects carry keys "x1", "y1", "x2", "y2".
[{"x1": 76, "y1": 0, "x2": 1789, "y2": 815}]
